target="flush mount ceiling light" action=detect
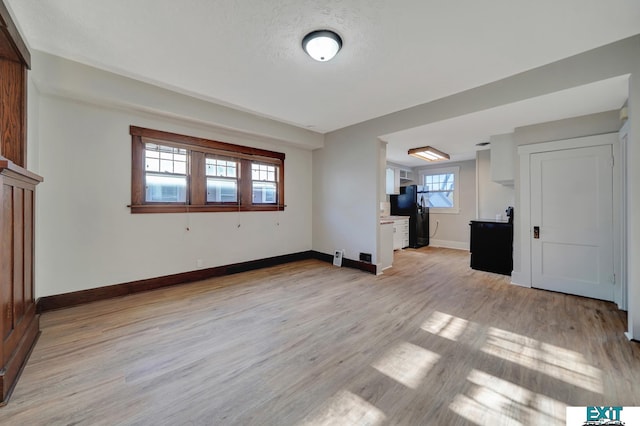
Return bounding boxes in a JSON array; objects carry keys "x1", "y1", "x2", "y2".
[
  {"x1": 302, "y1": 30, "x2": 342, "y2": 62},
  {"x1": 408, "y1": 146, "x2": 450, "y2": 162}
]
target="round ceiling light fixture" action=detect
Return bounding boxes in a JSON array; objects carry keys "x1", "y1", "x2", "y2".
[{"x1": 302, "y1": 30, "x2": 342, "y2": 62}]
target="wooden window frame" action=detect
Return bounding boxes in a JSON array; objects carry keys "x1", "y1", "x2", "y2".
[
  {"x1": 130, "y1": 126, "x2": 285, "y2": 214},
  {"x1": 204, "y1": 155, "x2": 239, "y2": 204}
]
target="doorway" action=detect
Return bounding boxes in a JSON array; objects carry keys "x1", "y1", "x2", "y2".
[
  {"x1": 518, "y1": 133, "x2": 620, "y2": 303},
  {"x1": 530, "y1": 144, "x2": 613, "y2": 300}
]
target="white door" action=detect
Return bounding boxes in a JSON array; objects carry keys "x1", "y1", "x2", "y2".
[{"x1": 531, "y1": 144, "x2": 614, "y2": 301}]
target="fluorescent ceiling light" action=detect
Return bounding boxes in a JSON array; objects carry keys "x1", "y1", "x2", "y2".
[
  {"x1": 302, "y1": 30, "x2": 342, "y2": 62},
  {"x1": 408, "y1": 146, "x2": 450, "y2": 162}
]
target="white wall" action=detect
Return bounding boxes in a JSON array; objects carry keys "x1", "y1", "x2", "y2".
[
  {"x1": 27, "y1": 74, "x2": 40, "y2": 173},
  {"x1": 510, "y1": 110, "x2": 622, "y2": 278},
  {"x1": 476, "y1": 149, "x2": 515, "y2": 220},
  {"x1": 415, "y1": 160, "x2": 476, "y2": 249},
  {"x1": 312, "y1": 133, "x2": 380, "y2": 263},
  {"x1": 626, "y1": 61, "x2": 640, "y2": 340},
  {"x1": 32, "y1": 51, "x2": 324, "y2": 151},
  {"x1": 31, "y1": 54, "x2": 314, "y2": 298},
  {"x1": 514, "y1": 110, "x2": 621, "y2": 145}
]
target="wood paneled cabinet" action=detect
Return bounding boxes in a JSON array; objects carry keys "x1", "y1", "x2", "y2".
[
  {"x1": 0, "y1": 160, "x2": 41, "y2": 403},
  {"x1": 0, "y1": 1, "x2": 42, "y2": 404}
]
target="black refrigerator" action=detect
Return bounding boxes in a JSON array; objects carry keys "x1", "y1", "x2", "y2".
[{"x1": 390, "y1": 185, "x2": 429, "y2": 248}]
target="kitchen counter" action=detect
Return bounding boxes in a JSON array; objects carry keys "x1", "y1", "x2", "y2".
[
  {"x1": 381, "y1": 216, "x2": 410, "y2": 250},
  {"x1": 471, "y1": 218, "x2": 511, "y2": 224},
  {"x1": 380, "y1": 215, "x2": 410, "y2": 222}
]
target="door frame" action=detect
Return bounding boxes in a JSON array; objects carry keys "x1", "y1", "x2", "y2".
[
  {"x1": 516, "y1": 133, "x2": 624, "y2": 307},
  {"x1": 618, "y1": 121, "x2": 629, "y2": 310}
]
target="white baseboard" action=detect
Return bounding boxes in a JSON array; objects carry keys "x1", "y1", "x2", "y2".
[
  {"x1": 428, "y1": 239, "x2": 469, "y2": 251},
  {"x1": 377, "y1": 264, "x2": 391, "y2": 275},
  {"x1": 510, "y1": 271, "x2": 531, "y2": 287}
]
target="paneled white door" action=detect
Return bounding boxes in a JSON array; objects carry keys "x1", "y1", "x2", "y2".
[{"x1": 530, "y1": 144, "x2": 614, "y2": 301}]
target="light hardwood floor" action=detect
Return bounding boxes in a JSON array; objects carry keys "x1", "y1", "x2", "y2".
[{"x1": 0, "y1": 247, "x2": 638, "y2": 425}]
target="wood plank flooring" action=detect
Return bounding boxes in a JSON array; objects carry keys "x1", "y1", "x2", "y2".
[{"x1": 0, "y1": 247, "x2": 638, "y2": 425}]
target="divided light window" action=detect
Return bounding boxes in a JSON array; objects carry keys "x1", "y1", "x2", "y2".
[
  {"x1": 419, "y1": 166, "x2": 460, "y2": 214},
  {"x1": 424, "y1": 172, "x2": 454, "y2": 208},
  {"x1": 130, "y1": 126, "x2": 285, "y2": 214},
  {"x1": 252, "y1": 163, "x2": 277, "y2": 204},
  {"x1": 145, "y1": 143, "x2": 188, "y2": 203},
  {"x1": 206, "y1": 156, "x2": 238, "y2": 203}
]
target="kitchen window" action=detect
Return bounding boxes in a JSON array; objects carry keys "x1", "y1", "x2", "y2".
[
  {"x1": 419, "y1": 166, "x2": 459, "y2": 214},
  {"x1": 130, "y1": 126, "x2": 285, "y2": 213}
]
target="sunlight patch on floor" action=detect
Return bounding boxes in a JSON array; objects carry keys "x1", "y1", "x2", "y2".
[
  {"x1": 301, "y1": 310, "x2": 605, "y2": 425},
  {"x1": 421, "y1": 311, "x2": 473, "y2": 342},
  {"x1": 449, "y1": 369, "x2": 566, "y2": 426},
  {"x1": 297, "y1": 389, "x2": 386, "y2": 426},
  {"x1": 371, "y1": 341, "x2": 440, "y2": 389},
  {"x1": 482, "y1": 327, "x2": 603, "y2": 393}
]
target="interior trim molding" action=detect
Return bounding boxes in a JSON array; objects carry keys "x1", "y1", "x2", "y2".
[
  {"x1": 310, "y1": 251, "x2": 377, "y2": 274},
  {"x1": 0, "y1": 1, "x2": 31, "y2": 67},
  {"x1": 509, "y1": 271, "x2": 531, "y2": 288},
  {"x1": 428, "y1": 239, "x2": 469, "y2": 251},
  {"x1": 36, "y1": 250, "x2": 376, "y2": 313}
]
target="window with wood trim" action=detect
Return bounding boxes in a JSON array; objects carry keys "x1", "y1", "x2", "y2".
[
  {"x1": 144, "y1": 143, "x2": 188, "y2": 203},
  {"x1": 205, "y1": 156, "x2": 238, "y2": 203},
  {"x1": 130, "y1": 126, "x2": 285, "y2": 213},
  {"x1": 251, "y1": 163, "x2": 277, "y2": 204}
]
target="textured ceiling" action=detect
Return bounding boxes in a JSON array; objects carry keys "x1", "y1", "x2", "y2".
[{"x1": 6, "y1": 0, "x2": 640, "y2": 162}]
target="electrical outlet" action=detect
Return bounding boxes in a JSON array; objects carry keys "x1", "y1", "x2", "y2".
[
  {"x1": 196, "y1": 259, "x2": 203, "y2": 268},
  {"x1": 333, "y1": 250, "x2": 343, "y2": 267}
]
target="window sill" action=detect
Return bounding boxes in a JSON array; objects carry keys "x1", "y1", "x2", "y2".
[{"x1": 129, "y1": 204, "x2": 286, "y2": 214}]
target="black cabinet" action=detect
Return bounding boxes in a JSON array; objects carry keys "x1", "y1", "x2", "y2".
[{"x1": 469, "y1": 220, "x2": 513, "y2": 275}]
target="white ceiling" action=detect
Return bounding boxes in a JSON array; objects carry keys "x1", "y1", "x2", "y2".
[
  {"x1": 384, "y1": 75, "x2": 630, "y2": 166},
  {"x1": 6, "y1": 0, "x2": 640, "y2": 164}
]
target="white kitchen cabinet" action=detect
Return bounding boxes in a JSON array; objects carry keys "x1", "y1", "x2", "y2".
[
  {"x1": 490, "y1": 133, "x2": 515, "y2": 185},
  {"x1": 386, "y1": 167, "x2": 399, "y2": 194},
  {"x1": 399, "y1": 169, "x2": 412, "y2": 182},
  {"x1": 386, "y1": 167, "x2": 413, "y2": 194},
  {"x1": 379, "y1": 221, "x2": 394, "y2": 271},
  {"x1": 393, "y1": 218, "x2": 409, "y2": 250}
]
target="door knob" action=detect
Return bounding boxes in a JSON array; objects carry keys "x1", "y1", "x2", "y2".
[{"x1": 533, "y1": 226, "x2": 540, "y2": 239}]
